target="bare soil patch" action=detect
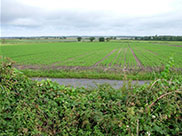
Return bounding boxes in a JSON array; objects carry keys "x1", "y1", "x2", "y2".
[{"x1": 13, "y1": 63, "x2": 182, "y2": 74}]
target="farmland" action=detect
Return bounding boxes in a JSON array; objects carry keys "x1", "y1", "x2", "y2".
[{"x1": 1, "y1": 39, "x2": 182, "y2": 79}]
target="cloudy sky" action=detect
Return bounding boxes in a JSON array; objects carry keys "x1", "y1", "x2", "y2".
[{"x1": 1, "y1": 0, "x2": 182, "y2": 36}]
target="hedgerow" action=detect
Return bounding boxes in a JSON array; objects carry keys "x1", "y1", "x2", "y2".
[{"x1": 0, "y1": 58, "x2": 182, "y2": 135}]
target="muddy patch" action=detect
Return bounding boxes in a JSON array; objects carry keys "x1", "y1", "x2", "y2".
[{"x1": 14, "y1": 63, "x2": 180, "y2": 74}]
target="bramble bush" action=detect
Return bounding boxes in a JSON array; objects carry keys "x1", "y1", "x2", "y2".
[{"x1": 0, "y1": 58, "x2": 182, "y2": 135}]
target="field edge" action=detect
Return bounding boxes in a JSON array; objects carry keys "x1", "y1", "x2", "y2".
[{"x1": 20, "y1": 69, "x2": 182, "y2": 80}]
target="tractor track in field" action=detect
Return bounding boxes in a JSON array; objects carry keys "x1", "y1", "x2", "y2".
[
  {"x1": 167, "y1": 45, "x2": 182, "y2": 47},
  {"x1": 123, "y1": 48, "x2": 127, "y2": 68},
  {"x1": 93, "y1": 49, "x2": 117, "y2": 66},
  {"x1": 51, "y1": 52, "x2": 90, "y2": 67},
  {"x1": 143, "y1": 49, "x2": 159, "y2": 56},
  {"x1": 164, "y1": 44, "x2": 182, "y2": 47},
  {"x1": 156, "y1": 43, "x2": 182, "y2": 47},
  {"x1": 14, "y1": 64, "x2": 43, "y2": 70},
  {"x1": 142, "y1": 48, "x2": 167, "y2": 65},
  {"x1": 109, "y1": 48, "x2": 122, "y2": 67},
  {"x1": 114, "y1": 48, "x2": 123, "y2": 67},
  {"x1": 11, "y1": 51, "x2": 50, "y2": 59},
  {"x1": 128, "y1": 45, "x2": 144, "y2": 69}
]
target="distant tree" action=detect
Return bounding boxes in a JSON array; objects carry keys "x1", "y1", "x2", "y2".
[
  {"x1": 63, "y1": 37, "x2": 67, "y2": 39},
  {"x1": 99, "y1": 37, "x2": 105, "y2": 42},
  {"x1": 113, "y1": 37, "x2": 117, "y2": 40},
  {"x1": 1, "y1": 39, "x2": 6, "y2": 44},
  {"x1": 106, "y1": 37, "x2": 110, "y2": 42},
  {"x1": 77, "y1": 37, "x2": 82, "y2": 42},
  {"x1": 139, "y1": 35, "x2": 182, "y2": 41},
  {"x1": 89, "y1": 37, "x2": 95, "y2": 42}
]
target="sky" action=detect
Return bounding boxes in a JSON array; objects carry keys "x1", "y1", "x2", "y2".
[{"x1": 1, "y1": 0, "x2": 182, "y2": 37}]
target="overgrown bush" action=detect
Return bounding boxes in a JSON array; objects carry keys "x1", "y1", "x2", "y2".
[
  {"x1": 99, "y1": 37, "x2": 105, "y2": 42},
  {"x1": 0, "y1": 58, "x2": 182, "y2": 135},
  {"x1": 77, "y1": 37, "x2": 82, "y2": 42},
  {"x1": 89, "y1": 37, "x2": 95, "y2": 42}
]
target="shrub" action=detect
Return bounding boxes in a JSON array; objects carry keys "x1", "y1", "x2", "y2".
[
  {"x1": 89, "y1": 37, "x2": 95, "y2": 42},
  {"x1": 99, "y1": 37, "x2": 105, "y2": 42},
  {"x1": 0, "y1": 59, "x2": 182, "y2": 135},
  {"x1": 77, "y1": 37, "x2": 82, "y2": 42},
  {"x1": 106, "y1": 37, "x2": 111, "y2": 42}
]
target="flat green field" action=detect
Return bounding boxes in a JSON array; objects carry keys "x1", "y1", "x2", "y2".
[{"x1": 1, "y1": 40, "x2": 182, "y2": 79}]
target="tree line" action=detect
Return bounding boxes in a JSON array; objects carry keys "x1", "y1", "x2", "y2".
[
  {"x1": 77, "y1": 37, "x2": 117, "y2": 42},
  {"x1": 135, "y1": 36, "x2": 182, "y2": 41}
]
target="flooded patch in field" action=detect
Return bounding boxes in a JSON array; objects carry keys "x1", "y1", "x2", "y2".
[{"x1": 32, "y1": 77, "x2": 150, "y2": 89}]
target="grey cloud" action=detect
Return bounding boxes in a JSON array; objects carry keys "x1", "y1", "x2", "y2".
[
  {"x1": 1, "y1": 0, "x2": 182, "y2": 36},
  {"x1": 1, "y1": 0, "x2": 44, "y2": 27}
]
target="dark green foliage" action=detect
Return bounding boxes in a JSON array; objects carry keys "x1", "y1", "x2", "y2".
[
  {"x1": 89, "y1": 37, "x2": 95, "y2": 42},
  {"x1": 1, "y1": 39, "x2": 6, "y2": 44},
  {"x1": 106, "y1": 37, "x2": 111, "y2": 42},
  {"x1": 0, "y1": 59, "x2": 182, "y2": 135},
  {"x1": 99, "y1": 37, "x2": 105, "y2": 42},
  {"x1": 135, "y1": 35, "x2": 182, "y2": 41},
  {"x1": 77, "y1": 37, "x2": 82, "y2": 42}
]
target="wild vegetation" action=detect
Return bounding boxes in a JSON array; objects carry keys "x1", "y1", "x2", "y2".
[{"x1": 0, "y1": 58, "x2": 182, "y2": 135}]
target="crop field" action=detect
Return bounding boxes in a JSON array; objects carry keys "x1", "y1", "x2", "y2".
[
  {"x1": 1, "y1": 39, "x2": 182, "y2": 80},
  {"x1": 1, "y1": 40, "x2": 182, "y2": 68}
]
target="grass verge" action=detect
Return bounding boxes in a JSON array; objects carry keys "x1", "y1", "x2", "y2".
[
  {"x1": 20, "y1": 69, "x2": 182, "y2": 80},
  {"x1": 21, "y1": 69, "x2": 157, "y2": 80}
]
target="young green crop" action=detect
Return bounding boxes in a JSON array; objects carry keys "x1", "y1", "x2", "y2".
[{"x1": 1, "y1": 40, "x2": 182, "y2": 79}]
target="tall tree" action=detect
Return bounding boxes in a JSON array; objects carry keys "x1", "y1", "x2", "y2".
[
  {"x1": 99, "y1": 37, "x2": 105, "y2": 42},
  {"x1": 77, "y1": 37, "x2": 82, "y2": 42},
  {"x1": 89, "y1": 37, "x2": 95, "y2": 42}
]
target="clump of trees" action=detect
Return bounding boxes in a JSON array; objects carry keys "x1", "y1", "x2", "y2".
[
  {"x1": 113, "y1": 37, "x2": 117, "y2": 40},
  {"x1": 59, "y1": 37, "x2": 67, "y2": 39},
  {"x1": 77, "y1": 37, "x2": 82, "y2": 42},
  {"x1": 89, "y1": 37, "x2": 95, "y2": 42},
  {"x1": 1, "y1": 39, "x2": 6, "y2": 44},
  {"x1": 135, "y1": 35, "x2": 182, "y2": 41},
  {"x1": 106, "y1": 37, "x2": 111, "y2": 42},
  {"x1": 99, "y1": 37, "x2": 105, "y2": 42}
]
